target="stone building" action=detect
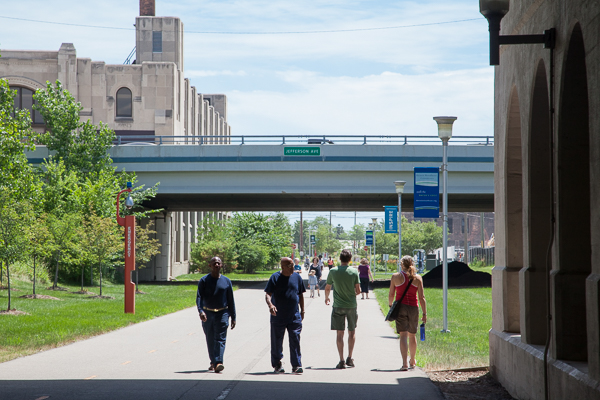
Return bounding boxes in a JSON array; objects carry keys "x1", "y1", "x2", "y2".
[
  {"x1": 486, "y1": 0, "x2": 600, "y2": 398},
  {"x1": 0, "y1": 0, "x2": 230, "y2": 280}
]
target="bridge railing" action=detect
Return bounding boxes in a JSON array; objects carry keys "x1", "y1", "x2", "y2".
[{"x1": 113, "y1": 135, "x2": 494, "y2": 146}]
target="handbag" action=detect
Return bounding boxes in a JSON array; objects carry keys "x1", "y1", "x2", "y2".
[{"x1": 385, "y1": 278, "x2": 413, "y2": 321}]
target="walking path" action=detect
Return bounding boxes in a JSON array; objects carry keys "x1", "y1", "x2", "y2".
[{"x1": 0, "y1": 276, "x2": 444, "y2": 400}]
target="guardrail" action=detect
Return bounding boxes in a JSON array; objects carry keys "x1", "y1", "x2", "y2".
[{"x1": 113, "y1": 135, "x2": 494, "y2": 146}]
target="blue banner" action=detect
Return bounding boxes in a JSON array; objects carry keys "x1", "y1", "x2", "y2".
[
  {"x1": 414, "y1": 167, "x2": 440, "y2": 218},
  {"x1": 384, "y1": 206, "x2": 398, "y2": 233},
  {"x1": 365, "y1": 230, "x2": 373, "y2": 246}
]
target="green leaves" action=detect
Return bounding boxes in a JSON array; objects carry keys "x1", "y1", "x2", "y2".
[
  {"x1": 191, "y1": 212, "x2": 293, "y2": 274},
  {"x1": 0, "y1": 79, "x2": 37, "y2": 200},
  {"x1": 35, "y1": 81, "x2": 115, "y2": 175}
]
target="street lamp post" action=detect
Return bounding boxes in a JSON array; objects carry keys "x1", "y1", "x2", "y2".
[
  {"x1": 394, "y1": 181, "x2": 406, "y2": 272},
  {"x1": 434, "y1": 116, "x2": 457, "y2": 333},
  {"x1": 116, "y1": 182, "x2": 136, "y2": 314}
]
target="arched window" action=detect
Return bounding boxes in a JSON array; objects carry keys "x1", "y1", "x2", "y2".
[
  {"x1": 9, "y1": 86, "x2": 44, "y2": 124},
  {"x1": 116, "y1": 87, "x2": 132, "y2": 118}
]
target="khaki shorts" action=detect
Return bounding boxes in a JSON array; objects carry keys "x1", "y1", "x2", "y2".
[
  {"x1": 331, "y1": 307, "x2": 358, "y2": 331},
  {"x1": 395, "y1": 304, "x2": 419, "y2": 334}
]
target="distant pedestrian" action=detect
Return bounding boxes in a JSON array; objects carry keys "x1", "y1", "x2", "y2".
[
  {"x1": 308, "y1": 270, "x2": 318, "y2": 298},
  {"x1": 294, "y1": 258, "x2": 302, "y2": 274},
  {"x1": 309, "y1": 257, "x2": 322, "y2": 297},
  {"x1": 357, "y1": 258, "x2": 374, "y2": 299},
  {"x1": 388, "y1": 255, "x2": 427, "y2": 371},
  {"x1": 327, "y1": 256, "x2": 334, "y2": 270},
  {"x1": 196, "y1": 257, "x2": 236, "y2": 373},
  {"x1": 325, "y1": 249, "x2": 360, "y2": 369},
  {"x1": 265, "y1": 257, "x2": 306, "y2": 374},
  {"x1": 318, "y1": 255, "x2": 324, "y2": 268},
  {"x1": 304, "y1": 256, "x2": 310, "y2": 271}
]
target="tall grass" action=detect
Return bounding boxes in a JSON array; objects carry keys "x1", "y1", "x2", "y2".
[{"x1": 374, "y1": 286, "x2": 492, "y2": 370}]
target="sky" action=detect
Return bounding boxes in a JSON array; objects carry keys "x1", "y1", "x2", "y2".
[{"x1": 0, "y1": 0, "x2": 494, "y2": 230}]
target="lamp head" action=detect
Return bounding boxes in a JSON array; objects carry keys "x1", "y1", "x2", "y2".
[
  {"x1": 125, "y1": 195, "x2": 134, "y2": 210},
  {"x1": 433, "y1": 116, "x2": 457, "y2": 140},
  {"x1": 394, "y1": 181, "x2": 406, "y2": 194},
  {"x1": 479, "y1": 0, "x2": 509, "y2": 19},
  {"x1": 372, "y1": 218, "x2": 377, "y2": 224}
]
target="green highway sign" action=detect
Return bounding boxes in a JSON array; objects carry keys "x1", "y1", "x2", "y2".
[{"x1": 284, "y1": 147, "x2": 321, "y2": 156}]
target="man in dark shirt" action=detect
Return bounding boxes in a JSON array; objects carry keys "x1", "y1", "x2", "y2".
[
  {"x1": 196, "y1": 257, "x2": 236, "y2": 373},
  {"x1": 265, "y1": 257, "x2": 306, "y2": 374}
]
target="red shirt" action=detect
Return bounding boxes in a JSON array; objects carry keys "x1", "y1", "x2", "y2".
[{"x1": 395, "y1": 271, "x2": 418, "y2": 307}]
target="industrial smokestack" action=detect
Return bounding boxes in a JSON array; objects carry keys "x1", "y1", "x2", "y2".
[{"x1": 140, "y1": 0, "x2": 155, "y2": 16}]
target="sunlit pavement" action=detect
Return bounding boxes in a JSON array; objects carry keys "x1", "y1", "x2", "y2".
[{"x1": 0, "y1": 280, "x2": 443, "y2": 400}]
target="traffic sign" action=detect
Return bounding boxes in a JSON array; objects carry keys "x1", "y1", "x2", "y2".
[
  {"x1": 284, "y1": 147, "x2": 320, "y2": 156},
  {"x1": 364, "y1": 246, "x2": 369, "y2": 251},
  {"x1": 310, "y1": 235, "x2": 315, "y2": 244},
  {"x1": 291, "y1": 243, "x2": 297, "y2": 249}
]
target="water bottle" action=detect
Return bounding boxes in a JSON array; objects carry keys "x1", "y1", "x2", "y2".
[{"x1": 420, "y1": 323, "x2": 426, "y2": 341}]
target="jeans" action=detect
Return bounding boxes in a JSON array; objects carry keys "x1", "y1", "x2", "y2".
[
  {"x1": 202, "y1": 310, "x2": 229, "y2": 365},
  {"x1": 270, "y1": 315, "x2": 302, "y2": 368}
]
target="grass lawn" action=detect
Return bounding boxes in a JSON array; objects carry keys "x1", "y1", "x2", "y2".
[
  {"x1": 0, "y1": 277, "x2": 200, "y2": 363},
  {"x1": 374, "y1": 286, "x2": 492, "y2": 371},
  {"x1": 176, "y1": 269, "x2": 277, "y2": 281}
]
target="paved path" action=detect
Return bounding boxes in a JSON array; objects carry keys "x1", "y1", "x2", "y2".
[{"x1": 0, "y1": 279, "x2": 444, "y2": 400}]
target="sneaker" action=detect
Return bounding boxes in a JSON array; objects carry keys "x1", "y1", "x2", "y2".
[
  {"x1": 292, "y1": 366, "x2": 303, "y2": 374},
  {"x1": 208, "y1": 364, "x2": 215, "y2": 371},
  {"x1": 345, "y1": 357, "x2": 355, "y2": 368},
  {"x1": 335, "y1": 360, "x2": 346, "y2": 369},
  {"x1": 274, "y1": 363, "x2": 285, "y2": 373},
  {"x1": 214, "y1": 364, "x2": 224, "y2": 373}
]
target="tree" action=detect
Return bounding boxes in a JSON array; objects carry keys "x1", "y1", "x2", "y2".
[
  {"x1": 34, "y1": 81, "x2": 115, "y2": 175},
  {"x1": 348, "y1": 223, "x2": 366, "y2": 254},
  {"x1": 83, "y1": 214, "x2": 121, "y2": 296},
  {"x1": 229, "y1": 212, "x2": 292, "y2": 268},
  {"x1": 401, "y1": 216, "x2": 443, "y2": 255},
  {"x1": 315, "y1": 224, "x2": 340, "y2": 256},
  {"x1": 190, "y1": 218, "x2": 236, "y2": 274},
  {"x1": 26, "y1": 213, "x2": 52, "y2": 297},
  {"x1": 134, "y1": 220, "x2": 161, "y2": 292},
  {"x1": 47, "y1": 213, "x2": 84, "y2": 290},
  {"x1": 0, "y1": 194, "x2": 33, "y2": 310},
  {"x1": 0, "y1": 78, "x2": 38, "y2": 199},
  {"x1": 39, "y1": 158, "x2": 80, "y2": 215},
  {"x1": 234, "y1": 238, "x2": 269, "y2": 273}
]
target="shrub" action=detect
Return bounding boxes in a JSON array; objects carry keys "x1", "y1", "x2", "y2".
[{"x1": 190, "y1": 240, "x2": 236, "y2": 274}]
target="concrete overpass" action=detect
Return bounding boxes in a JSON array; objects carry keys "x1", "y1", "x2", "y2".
[
  {"x1": 108, "y1": 141, "x2": 494, "y2": 212},
  {"x1": 28, "y1": 140, "x2": 494, "y2": 212}
]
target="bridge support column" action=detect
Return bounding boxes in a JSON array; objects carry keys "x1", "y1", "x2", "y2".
[{"x1": 154, "y1": 213, "x2": 171, "y2": 281}]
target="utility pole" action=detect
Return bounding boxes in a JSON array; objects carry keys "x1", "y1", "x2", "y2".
[{"x1": 300, "y1": 211, "x2": 303, "y2": 257}]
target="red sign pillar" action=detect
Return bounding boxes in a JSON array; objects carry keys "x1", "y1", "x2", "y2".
[{"x1": 116, "y1": 185, "x2": 135, "y2": 314}]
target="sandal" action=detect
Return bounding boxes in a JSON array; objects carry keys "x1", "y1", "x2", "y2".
[
  {"x1": 409, "y1": 359, "x2": 417, "y2": 369},
  {"x1": 400, "y1": 365, "x2": 408, "y2": 371}
]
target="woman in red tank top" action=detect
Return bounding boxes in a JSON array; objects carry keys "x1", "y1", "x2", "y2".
[{"x1": 388, "y1": 256, "x2": 427, "y2": 371}]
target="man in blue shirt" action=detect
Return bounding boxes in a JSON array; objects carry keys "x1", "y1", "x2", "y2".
[
  {"x1": 265, "y1": 257, "x2": 306, "y2": 374},
  {"x1": 196, "y1": 257, "x2": 236, "y2": 373}
]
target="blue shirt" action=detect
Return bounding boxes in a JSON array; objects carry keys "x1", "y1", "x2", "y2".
[
  {"x1": 196, "y1": 274, "x2": 236, "y2": 321},
  {"x1": 264, "y1": 271, "x2": 306, "y2": 323}
]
